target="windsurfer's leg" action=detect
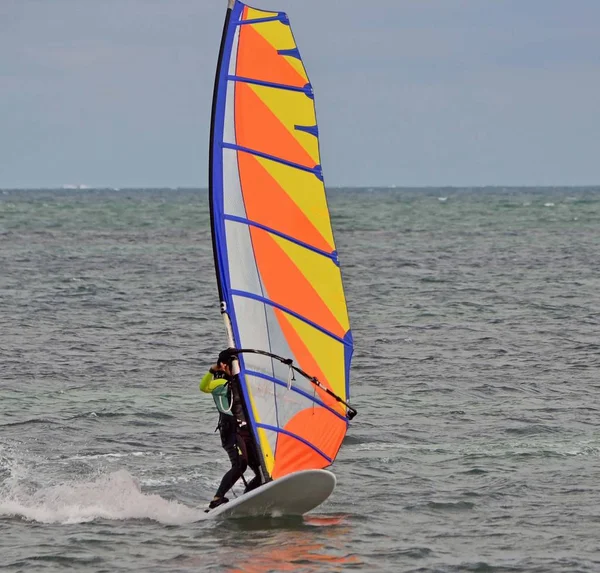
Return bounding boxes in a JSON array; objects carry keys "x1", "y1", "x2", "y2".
[
  {"x1": 241, "y1": 432, "x2": 262, "y2": 493},
  {"x1": 214, "y1": 470, "x2": 236, "y2": 500},
  {"x1": 214, "y1": 433, "x2": 247, "y2": 499}
]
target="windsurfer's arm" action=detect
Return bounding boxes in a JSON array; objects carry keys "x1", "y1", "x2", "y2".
[{"x1": 199, "y1": 367, "x2": 226, "y2": 393}]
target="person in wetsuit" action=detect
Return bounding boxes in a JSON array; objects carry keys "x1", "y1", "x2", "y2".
[{"x1": 199, "y1": 349, "x2": 262, "y2": 510}]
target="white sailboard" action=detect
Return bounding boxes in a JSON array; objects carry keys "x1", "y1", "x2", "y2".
[
  {"x1": 205, "y1": 469, "x2": 336, "y2": 518},
  {"x1": 204, "y1": 0, "x2": 356, "y2": 518}
]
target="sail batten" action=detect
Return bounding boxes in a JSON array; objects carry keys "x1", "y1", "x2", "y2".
[
  {"x1": 236, "y1": 16, "x2": 286, "y2": 26},
  {"x1": 227, "y1": 75, "x2": 312, "y2": 95},
  {"x1": 230, "y1": 289, "x2": 350, "y2": 346},
  {"x1": 210, "y1": 0, "x2": 353, "y2": 481},
  {"x1": 256, "y1": 423, "x2": 333, "y2": 463},
  {"x1": 224, "y1": 214, "x2": 338, "y2": 261},
  {"x1": 222, "y1": 143, "x2": 322, "y2": 177}
]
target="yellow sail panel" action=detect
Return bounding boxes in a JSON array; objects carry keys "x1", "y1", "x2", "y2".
[
  {"x1": 280, "y1": 53, "x2": 309, "y2": 82},
  {"x1": 236, "y1": 82, "x2": 314, "y2": 168},
  {"x1": 254, "y1": 156, "x2": 335, "y2": 249},
  {"x1": 251, "y1": 20, "x2": 309, "y2": 82},
  {"x1": 279, "y1": 312, "x2": 347, "y2": 406},
  {"x1": 238, "y1": 152, "x2": 334, "y2": 253},
  {"x1": 243, "y1": 7, "x2": 279, "y2": 21},
  {"x1": 248, "y1": 84, "x2": 320, "y2": 164},
  {"x1": 236, "y1": 17, "x2": 307, "y2": 88},
  {"x1": 246, "y1": 11, "x2": 293, "y2": 48},
  {"x1": 272, "y1": 235, "x2": 350, "y2": 335},
  {"x1": 249, "y1": 228, "x2": 348, "y2": 339}
]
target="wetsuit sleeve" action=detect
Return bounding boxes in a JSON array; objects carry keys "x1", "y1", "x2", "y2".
[{"x1": 199, "y1": 371, "x2": 226, "y2": 393}]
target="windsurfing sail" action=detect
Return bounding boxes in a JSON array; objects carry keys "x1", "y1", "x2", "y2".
[{"x1": 209, "y1": 0, "x2": 354, "y2": 481}]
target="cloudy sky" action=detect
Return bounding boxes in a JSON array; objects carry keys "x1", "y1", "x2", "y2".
[{"x1": 1, "y1": 0, "x2": 599, "y2": 188}]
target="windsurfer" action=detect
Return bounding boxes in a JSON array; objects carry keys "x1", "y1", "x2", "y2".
[{"x1": 199, "y1": 348, "x2": 262, "y2": 510}]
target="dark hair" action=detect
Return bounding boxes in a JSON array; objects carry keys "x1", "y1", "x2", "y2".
[{"x1": 217, "y1": 348, "x2": 236, "y2": 367}]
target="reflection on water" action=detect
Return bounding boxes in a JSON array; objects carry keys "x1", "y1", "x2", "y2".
[{"x1": 220, "y1": 515, "x2": 361, "y2": 572}]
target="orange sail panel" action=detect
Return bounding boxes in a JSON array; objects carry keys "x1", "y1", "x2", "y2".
[{"x1": 209, "y1": 1, "x2": 354, "y2": 480}]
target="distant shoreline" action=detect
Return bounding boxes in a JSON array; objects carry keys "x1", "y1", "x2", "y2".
[{"x1": 2, "y1": 185, "x2": 600, "y2": 193}]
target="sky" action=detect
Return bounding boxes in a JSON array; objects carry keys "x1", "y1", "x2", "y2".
[{"x1": 1, "y1": 0, "x2": 599, "y2": 188}]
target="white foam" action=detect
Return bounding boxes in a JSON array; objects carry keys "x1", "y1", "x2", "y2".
[
  {"x1": 0, "y1": 469, "x2": 205, "y2": 525},
  {"x1": 66, "y1": 451, "x2": 160, "y2": 461}
]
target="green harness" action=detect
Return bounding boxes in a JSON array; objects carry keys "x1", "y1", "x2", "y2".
[{"x1": 212, "y1": 381, "x2": 233, "y2": 416}]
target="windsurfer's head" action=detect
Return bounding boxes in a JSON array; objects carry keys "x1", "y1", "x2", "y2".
[
  {"x1": 217, "y1": 348, "x2": 235, "y2": 368},
  {"x1": 217, "y1": 348, "x2": 236, "y2": 372}
]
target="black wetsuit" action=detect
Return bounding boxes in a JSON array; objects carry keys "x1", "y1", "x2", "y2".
[{"x1": 214, "y1": 375, "x2": 262, "y2": 498}]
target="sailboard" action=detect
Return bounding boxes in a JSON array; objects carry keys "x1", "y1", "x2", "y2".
[
  {"x1": 207, "y1": 469, "x2": 336, "y2": 518},
  {"x1": 206, "y1": 0, "x2": 355, "y2": 518}
]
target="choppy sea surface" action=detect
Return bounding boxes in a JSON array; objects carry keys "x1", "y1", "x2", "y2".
[{"x1": 1, "y1": 186, "x2": 599, "y2": 572}]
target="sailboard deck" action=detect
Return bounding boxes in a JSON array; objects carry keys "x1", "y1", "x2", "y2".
[{"x1": 203, "y1": 469, "x2": 336, "y2": 519}]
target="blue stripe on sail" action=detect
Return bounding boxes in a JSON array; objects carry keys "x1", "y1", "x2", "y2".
[
  {"x1": 295, "y1": 124, "x2": 319, "y2": 138},
  {"x1": 278, "y1": 48, "x2": 301, "y2": 60},
  {"x1": 245, "y1": 369, "x2": 349, "y2": 424},
  {"x1": 256, "y1": 423, "x2": 333, "y2": 463},
  {"x1": 227, "y1": 75, "x2": 313, "y2": 97},
  {"x1": 304, "y1": 83, "x2": 314, "y2": 100},
  {"x1": 314, "y1": 164, "x2": 324, "y2": 182},
  {"x1": 230, "y1": 289, "x2": 351, "y2": 347},
  {"x1": 222, "y1": 142, "x2": 322, "y2": 180},
  {"x1": 223, "y1": 214, "x2": 337, "y2": 263}
]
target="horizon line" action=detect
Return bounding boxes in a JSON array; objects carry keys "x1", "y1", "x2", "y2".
[{"x1": 2, "y1": 184, "x2": 600, "y2": 191}]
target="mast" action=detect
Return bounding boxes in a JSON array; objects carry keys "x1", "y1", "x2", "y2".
[
  {"x1": 208, "y1": 1, "x2": 233, "y2": 305},
  {"x1": 208, "y1": 0, "x2": 270, "y2": 484}
]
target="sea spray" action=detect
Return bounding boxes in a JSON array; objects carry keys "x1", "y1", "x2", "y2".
[{"x1": 0, "y1": 469, "x2": 204, "y2": 524}]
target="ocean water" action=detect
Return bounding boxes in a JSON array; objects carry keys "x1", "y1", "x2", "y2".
[{"x1": 1, "y1": 186, "x2": 599, "y2": 572}]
